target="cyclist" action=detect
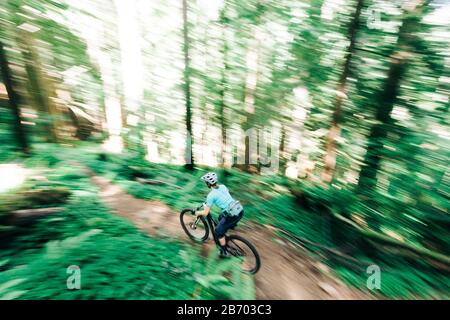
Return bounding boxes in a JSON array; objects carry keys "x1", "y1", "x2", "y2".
[{"x1": 196, "y1": 172, "x2": 244, "y2": 257}]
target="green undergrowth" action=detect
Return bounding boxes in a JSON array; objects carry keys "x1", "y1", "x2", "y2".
[
  {"x1": 77, "y1": 146, "x2": 449, "y2": 299},
  {"x1": 3, "y1": 144, "x2": 447, "y2": 299},
  {"x1": 0, "y1": 147, "x2": 256, "y2": 299},
  {"x1": 290, "y1": 182, "x2": 450, "y2": 299}
]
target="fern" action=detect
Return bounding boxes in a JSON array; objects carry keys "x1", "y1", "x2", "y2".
[{"x1": 189, "y1": 250, "x2": 256, "y2": 300}]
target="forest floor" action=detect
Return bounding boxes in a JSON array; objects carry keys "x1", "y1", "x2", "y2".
[{"x1": 88, "y1": 170, "x2": 374, "y2": 300}]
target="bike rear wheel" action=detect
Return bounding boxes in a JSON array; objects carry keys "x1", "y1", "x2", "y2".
[
  {"x1": 180, "y1": 208, "x2": 209, "y2": 242},
  {"x1": 226, "y1": 235, "x2": 261, "y2": 274}
]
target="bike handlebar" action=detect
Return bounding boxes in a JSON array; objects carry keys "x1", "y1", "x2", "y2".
[{"x1": 194, "y1": 203, "x2": 207, "y2": 212}]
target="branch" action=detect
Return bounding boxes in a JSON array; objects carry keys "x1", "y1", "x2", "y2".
[
  {"x1": 331, "y1": 212, "x2": 450, "y2": 265},
  {"x1": 9, "y1": 207, "x2": 64, "y2": 225}
]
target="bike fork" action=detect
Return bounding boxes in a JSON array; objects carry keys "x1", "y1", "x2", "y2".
[{"x1": 190, "y1": 217, "x2": 200, "y2": 230}]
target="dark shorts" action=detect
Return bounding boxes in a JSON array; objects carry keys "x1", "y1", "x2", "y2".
[{"x1": 215, "y1": 210, "x2": 244, "y2": 239}]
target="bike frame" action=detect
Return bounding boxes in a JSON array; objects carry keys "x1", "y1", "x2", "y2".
[
  {"x1": 205, "y1": 214, "x2": 220, "y2": 244},
  {"x1": 192, "y1": 203, "x2": 222, "y2": 245},
  {"x1": 193, "y1": 203, "x2": 236, "y2": 246},
  {"x1": 186, "y1": 204, "x2": 260, "y2": 274}
]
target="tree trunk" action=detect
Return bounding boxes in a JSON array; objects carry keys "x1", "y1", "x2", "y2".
[
  {"x1": 19, "y1": 31, "x2": 58, "y2": 143},
  {"x1": 218, "y1": 4, "x2": 229, "y2": 167},
  {"x1": 357, "y1": 2, "x2": 425, "y2": 191},
  {"x1": 0, "y1": 40, "x2": 29, "y2": 154},
  {"x1": 279, "y1": 124, "x2": 287, "y2": 175},
  {"x1": 98, "y1": 49, "x2": 123, "y2": 153},
  {"x1": 357, "y1": 59, "x2": 406, "y2": 191},
  {"x1": 242, "y1": 26, "x2": 263, "y2": 172},
  {"x1": 182, "y1": 0, "x2": 194, "y2": 170},
  {"x1": 322, "y1": 0, "x2": 364, "y2": 182}
]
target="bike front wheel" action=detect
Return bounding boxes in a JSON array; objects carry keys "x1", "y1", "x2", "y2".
[
  {"x1": 180, "y1": 208, "x2": 209, "y2": 242},
  {"x1": 226, "y1": 235, "x2": 261, "y2": 274}
]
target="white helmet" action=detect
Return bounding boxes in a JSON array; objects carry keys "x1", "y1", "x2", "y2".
[{"x1": 201, "y1": 172, "x2": 218, "y2": 185}]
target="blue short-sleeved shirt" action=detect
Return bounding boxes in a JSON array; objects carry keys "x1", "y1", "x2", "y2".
[{"x1": 206, "y1": 185, "x2": 235, "y2": 213}]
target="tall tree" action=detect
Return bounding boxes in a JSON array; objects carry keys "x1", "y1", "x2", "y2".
[
  {"x1": 279, "y1": 123, "x2": 287, "y2": 175},
  {"x1": 0, "y1": 40, "x2": 29, "y2": 154},
  {"x1": 182, "y1": 0, "x2": 194, "y2": 170},
  {"x1": 5, "y1": 1, "x2": 59, "y2": 143},
  {"x1": 322, "y1": 0, "x2": 364, "y2": 182},
  {"x1": 218, "y1": 2, "x2": 230, "y2": 167},
  {"x1": 242, "y1": 2, "x2": 266, "y2": 172},
  {"x1": 358, "y1": 0, "x2": 431, "y2": 191},
  {"x1": 18, "y1": 29, "x2": 58, "y2": 143}
]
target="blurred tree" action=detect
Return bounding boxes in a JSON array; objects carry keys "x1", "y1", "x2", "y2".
[
  {"x1": 242, "y1": 2, "x2": 266, "y2": 173},
  {"x1": 322, "y1": 0, "x2": 364, "y2": 182},
  {"x1": 358, "y1": 0, "x2": 432, "y2": 191},
  {"x1": 2, "y1": 0, "x2": 105, "y2": 145},
  {"x1": 218, "y1": 1, "x2": 230, "y2": 166},
  {"x1": 17, "y1": 30, "x2": 58, "y2": 143},
  {"x1": 0, "y1": 40, "x2": 29, "y2": 154},
  {"x1": 3, "y1": 0, "x2": 58, "y2": 143},
  {"x1": 183, "y1": 0, "x2": 194, "y2": 170}
]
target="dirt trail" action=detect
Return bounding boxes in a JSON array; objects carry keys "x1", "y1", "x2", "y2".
[
  {"x1": 90, "y1": 175, "x2": 183, "y2": 239},
  {"x1": 90, "y1": 173, "x2": 372, "y2": 300}
]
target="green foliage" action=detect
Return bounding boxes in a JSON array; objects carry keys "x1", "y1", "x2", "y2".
[
  {"x1": 0, "y1": 185, "x2": 71, "y2": 217},
  {"x1": 0, "y1": 100, "x2": 19, "y2": 161},
  {"x1": 82, "y1": 148, "x2": 449, "y2": 299},
  {"x1": 84, "y1": 151, "x2": 294, "y2": 222},
  {"x1": 0, "y1": 0, "x2": 448, "y2": 301},
  {"x1": 335, "y1": 256, "x2": 450, "y2": 299},
  {"x1": 0, "y1": 151, "x2": 256, "y2": 299},
  {"x1": 1, "y1": 205, "x2": 198, "y2": 299},
  {"x1": 182, "y1": 250, "x2": 255, "y2": 300}
]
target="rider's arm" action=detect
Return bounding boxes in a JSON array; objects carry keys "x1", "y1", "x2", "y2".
[
  {"x1": 196, "y1": 205, "x2": 210, "y2": 217},
  {"x1": 197, "y1": 193, "x2": 214, "y2": 217}
]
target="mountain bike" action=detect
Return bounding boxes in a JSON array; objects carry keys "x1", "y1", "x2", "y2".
[{"x1": 180, "y1": 203, "x2": 261, "y2": 274}]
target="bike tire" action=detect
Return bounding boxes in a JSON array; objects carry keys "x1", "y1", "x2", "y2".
[
  {"x1": 180, "y1": 208, "x2": 209, "y2": 242},
  {"x1": 226, "y1": 234, "x2": 261, "y2": 274}
]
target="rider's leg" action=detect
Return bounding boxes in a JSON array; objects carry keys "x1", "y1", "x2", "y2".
[
  {"x1": 228, "y1": 210, "x2": 244, "y2": 230},
  {"x1": 215, "y1": 217, "x2": 230, "y2": 256},
  {"x1": 218, "y1": 212, "x2": 243, "y2": 257},
  {"x1": 215, "y1": 211, "x2": 243, "y2": 239},
  {"x1": 215, "y1": 212, "x2": 243, "y2": 256},
  {"x1": 218, "y1": 238, "x2": 228, "y2": 257}
]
